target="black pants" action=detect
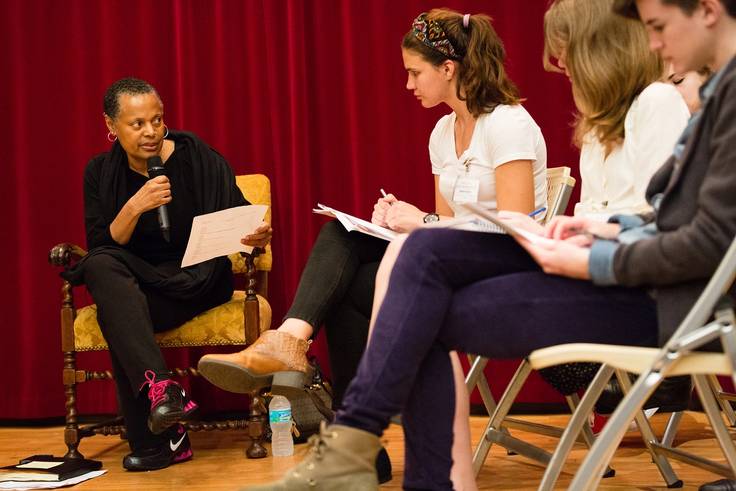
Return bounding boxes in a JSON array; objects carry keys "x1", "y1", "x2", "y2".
[
  {"x1": 285, "y1": 220, "x2": 387, "y2": 406},
  {"x1": 83, "y1": 252, "x2": 230, "y2": 450}
]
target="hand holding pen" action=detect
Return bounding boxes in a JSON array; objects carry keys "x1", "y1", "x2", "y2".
[{"x1": 372, "y1": 189, "x2": 397, "y2": 227}]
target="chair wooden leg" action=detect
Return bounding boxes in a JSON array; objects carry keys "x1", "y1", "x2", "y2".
[
  {"x1": 246, "y1": 391, "x2": 268, "y2": 459},
  {"x1": 62, "y1": 351, "x2": 84, "y2": 459}
]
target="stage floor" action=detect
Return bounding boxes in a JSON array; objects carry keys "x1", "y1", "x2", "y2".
[{"x1": 0, "y1": 412, "x2": 729, "y2": 489}]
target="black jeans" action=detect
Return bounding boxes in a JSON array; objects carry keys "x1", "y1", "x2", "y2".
[
  {"x1": 285, "y1": 220, "x2": 386, "y2": 405},
  {"x1": 335, "y1": 229, "x2": 659, "y2": 490},
  {"x1": 83, "y1": 252, "x2": 230, "y2": 450}
]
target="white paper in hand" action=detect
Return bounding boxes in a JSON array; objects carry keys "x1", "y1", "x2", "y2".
[
  {"x1": 462, "y1": 203, "x2": 554, "y2": 245},
  {"x1": 181, "y1": 205, "x2": 268, "y2": 267}
]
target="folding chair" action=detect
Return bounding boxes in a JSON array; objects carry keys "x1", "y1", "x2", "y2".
[
  {"x1": 528, "y1": 236, "x2": 736, "y2": 490},
  {"x1": 464, "y1": 166, "x2": 575, "y2": 414},
  {"x1": 465, "y1": 166, "x2": 585, "y2": 474},
  {"x1": 466, "y1": 165, "x2": 687, "y2": 483}
]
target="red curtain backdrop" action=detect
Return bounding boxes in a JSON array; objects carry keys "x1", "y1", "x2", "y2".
[{"x1": 0, "y1": 0, "x2": 579, "y2": 419}]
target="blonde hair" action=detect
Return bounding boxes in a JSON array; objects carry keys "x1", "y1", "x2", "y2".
[
  {"x1": 403, "y1": 8, "x2": 520, "y2": 117},
  {"x1": 544, "y1": 0, "x2": 664, "y2": 149}
]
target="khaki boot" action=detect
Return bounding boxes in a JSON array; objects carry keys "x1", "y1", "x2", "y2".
[
  {"x1": 198, "y1": 330, "x2": 310, "y2": 393},
  {"x1": 244, "y1": 423, "x2": 381, "y2": 491}
]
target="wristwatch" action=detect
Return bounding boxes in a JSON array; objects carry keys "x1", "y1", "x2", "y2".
[{"x1": 423, "y1": 212, "x2": 440, "y2": 223}]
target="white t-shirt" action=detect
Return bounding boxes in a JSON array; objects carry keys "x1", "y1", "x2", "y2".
[
  {"x1": 574, "y1": 82, "x2": 690, "y2": 219},
  {"x1": 429, "y1": 105, "x2": 548, "y2": 217}
]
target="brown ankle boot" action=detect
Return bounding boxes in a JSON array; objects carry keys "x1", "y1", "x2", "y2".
[
  {"x1": 243, "y1": 423, "x2": 381, "y2": 491},
  {"x1": 198, "y1": 330, "x2": 310, "y2": 393}
]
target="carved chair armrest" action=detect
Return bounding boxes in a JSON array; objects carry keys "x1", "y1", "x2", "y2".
[
  {"x1": 49, "y1": 243, "x2": 88, "y2": 269},
  {"x1": 49, "y1": 243, "x2": 88, "y2": 352},
  {"x1": 240, "y1": 247, "x2": 264, "y2": 290},
  {"x1": 240, "y1": 247, "x2": 265, "y2": 345}
]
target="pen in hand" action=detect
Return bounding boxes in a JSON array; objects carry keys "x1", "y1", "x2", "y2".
[
  {"x1": 380, "y1": 188, "x2": 395, "y2": 205},
  {"x1": 528, "y1": 206, "x2": 547, "y2": 218}
]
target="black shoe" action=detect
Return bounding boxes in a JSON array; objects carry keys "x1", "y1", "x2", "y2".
[
  {"x1": 376, "y1": 446, "x2": 392, "y2": 484},
  {"x1": 595, "y1": 374, "x2": 692, "y2": 415},
  {"x1": 123, "y1": 425, "x2": 193, "y2": 471},
  {"x1": 700, "y1": 479, "x2": 736, "y2": 491},
  {"x1": 143, "y1": 370, "x2": 199, "y2": 434}
]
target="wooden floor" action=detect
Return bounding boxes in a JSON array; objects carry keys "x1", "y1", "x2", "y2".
[{"x1": 0, "y1": 412, "x2": 732, "y2": 490}]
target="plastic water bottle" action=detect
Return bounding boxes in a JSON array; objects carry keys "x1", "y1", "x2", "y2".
[{"x1": 269, "y1": 395, "x2": 294, "y2": 457}]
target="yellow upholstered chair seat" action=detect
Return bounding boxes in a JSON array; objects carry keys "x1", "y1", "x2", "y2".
[{"x1": 72, "y1": 292, "x2": 272, "y2": 351}]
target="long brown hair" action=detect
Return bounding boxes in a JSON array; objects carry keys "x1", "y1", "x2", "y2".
[
  {"x1": 402, "y1": 8, "x2": 520, "y2": 117},
  {"x1": 544, "y1": 0, "x2": 664, "y2": 149}
]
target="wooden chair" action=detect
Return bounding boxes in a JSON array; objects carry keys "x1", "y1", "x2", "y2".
[{"x1": 48, "y1": 174, "x2": 273, "y2": 460}]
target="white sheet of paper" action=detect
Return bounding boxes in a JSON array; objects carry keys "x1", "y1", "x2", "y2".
[
  {"x1": 423, "y1": 214, "x2": 507, "y2": 234},
  {"x1": 313, "y1": 204, "x2": 397, "y2": 241},
  {"x1": 462, "y1": 203, "x2": 554, "y2": 245},
  {"x1": 181, "y1": 205, "x2": 268, "y2": 268}
]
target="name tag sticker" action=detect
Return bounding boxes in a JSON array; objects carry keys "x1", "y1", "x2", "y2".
[{"x1": 453, "y1": 176, "x2": 480, "y2": 203}]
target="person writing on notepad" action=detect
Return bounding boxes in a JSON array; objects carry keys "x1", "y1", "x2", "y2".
[{"x1": 198, "y1": 8, "x2": 547, "y2": 487}]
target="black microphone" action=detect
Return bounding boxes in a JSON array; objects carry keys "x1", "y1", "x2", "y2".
[{"x1": 146, "y1": 156, "x2": 171, "y2": 242}]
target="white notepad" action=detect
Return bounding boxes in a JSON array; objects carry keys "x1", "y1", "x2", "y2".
[{"x1": 313, "y1": 203, "x2": 398, "y2": 241}]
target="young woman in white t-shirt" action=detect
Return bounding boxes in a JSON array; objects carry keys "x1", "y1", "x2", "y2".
[{"x1": 200, "y1": 8, "x2": 547, "y2": 488}]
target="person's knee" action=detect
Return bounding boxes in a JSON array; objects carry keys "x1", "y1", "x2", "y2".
[
  {"x1": 318, "y1": 219, "x2": 348, "y2": 240},
  {"x1": 83, "y1": 253, "x2": 128, "y2": 288},
  {"x1": 401, "y1": 228, "x2": 442, "y2": 258}
]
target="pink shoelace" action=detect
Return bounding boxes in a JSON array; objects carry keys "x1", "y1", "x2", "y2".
[{"x1": 142, "y1": 370, "x2": 177, "y2": 408}]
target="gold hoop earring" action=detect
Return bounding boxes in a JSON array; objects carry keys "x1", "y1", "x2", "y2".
[
  {"x1": 163, "y1": 125, "x2": 169, "y2": 139},
  {"x1": 107, "y1": 131, "x2": 117, "y2": 142}
]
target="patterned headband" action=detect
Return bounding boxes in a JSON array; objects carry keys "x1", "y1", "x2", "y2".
[{"x1": 411, "y1": 12, "x2": 462, "y2": 61}]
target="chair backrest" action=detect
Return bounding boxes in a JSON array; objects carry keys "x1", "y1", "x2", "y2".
[
  {"x1": 544, "y1": 166, "x2": 576, "y2": 223},
  {"x1": 229, "y1": 174, "x2": 272, "y2": 273}
]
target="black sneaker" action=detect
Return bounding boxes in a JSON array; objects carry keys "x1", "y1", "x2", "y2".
[
  {"x1": 142, "y1": 370, "x2": 199, "y2": 434},
  {"x1": 699, "y1": 479, "x2": 736, "y2": 491},
  {"x1": 123, "y1": 425, "x2": 193, "y2": 471}
]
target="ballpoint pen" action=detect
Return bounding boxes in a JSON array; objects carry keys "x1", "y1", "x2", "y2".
[
  {"x1": 380, "y1": 188, "x2": 396, "y2": 205},
  {"x1": 528, "y1": 206, "x2": 547, "y2": 218}
]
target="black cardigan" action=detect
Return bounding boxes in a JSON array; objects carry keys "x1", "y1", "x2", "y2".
[{"x1": 62, "y1": 130, "x2": 248, "y2": 300}]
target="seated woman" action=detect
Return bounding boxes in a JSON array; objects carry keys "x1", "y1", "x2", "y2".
[
  {"x1": 532, "y1": 0, "x2": 694, "y2": 405},
  {"x1": 62, "y1": 77, "x2": 271, "y2": 471},
  {"x1": 199, "y1": 8, "x2": 547, "y2": 395},
  {"x1": 202, "y1": 11, "x2": 547, "y2": 487},
  {"x1": 245, "y1": 0, "x2": 736, "y2": 488}
]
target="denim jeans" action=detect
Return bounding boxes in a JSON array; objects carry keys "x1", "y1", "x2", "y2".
[{"x1": 335, "y1": 228, "x2": 658, "y2": 490}]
